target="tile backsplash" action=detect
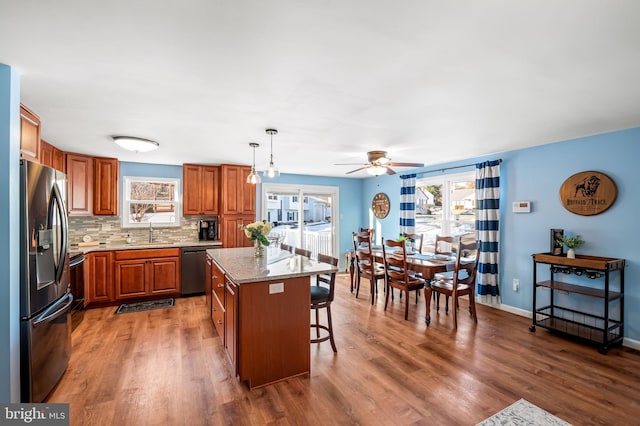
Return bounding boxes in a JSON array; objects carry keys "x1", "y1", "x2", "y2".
[{"x1": 68, "y1": 216, "x2": 205, "y2": 246}]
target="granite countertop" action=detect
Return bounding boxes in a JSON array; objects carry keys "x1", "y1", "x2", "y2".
[
  {"x1": 207, "y1": 247, "x2": 338, "y2": 284},
  {"x1": 69, "y1": 240, "x2": 222, "y2": 256}
]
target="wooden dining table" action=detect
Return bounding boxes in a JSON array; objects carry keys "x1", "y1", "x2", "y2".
[{"x1": 348, "y1": 247, "x2": 456, "y2": 292}]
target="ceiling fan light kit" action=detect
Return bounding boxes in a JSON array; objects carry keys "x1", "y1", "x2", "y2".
[{"x1": 337, "y1": 150, "x2": 424, "y2": 175}]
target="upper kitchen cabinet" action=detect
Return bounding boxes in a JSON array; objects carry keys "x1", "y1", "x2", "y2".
[
  {"x1": 220, "y1": 164, "x2": 255, "y2": 215},
  {"x1": 183, "y1": 164, "x2": 220, "y2": 215},
  {"x1": 93, "y1": 157, "x2": 119, "y2": 216},
  {"x1": 39, "y1": 140, "x2": 66, "y2": 173},
  {"x1": 66, "y1": 153, "x2": 93, "y2": 216},
  {"x1": 66, "y1": 153, "x2": 119, "y2": 216},
  {"x1": 20, "y1": 104, "x2": 41, "y2": 162}
]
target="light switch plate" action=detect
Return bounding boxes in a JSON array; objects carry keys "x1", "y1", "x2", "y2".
[{"x1": 269, "y1": 282, "x2": 284, "y2": 294}]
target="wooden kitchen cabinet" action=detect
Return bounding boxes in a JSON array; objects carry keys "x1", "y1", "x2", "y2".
[
  {"x1": 20, "y1": 104, "x2": 41, "y2": 162},
  {"x1": 224, "y1": 279, "x2": 238, "y2": 371},
  {"x1": 220, "y1": 164, "x2": 255, "y2": 215},
  {"x1": 210, "y1": 258, "x2": 225, "y2": 337},
  {"x1": 114, "y1": 248, "x2": 181, "y2": 299},
  {"x1": 183, "y1": 164, "x2": 220, "y2": 215},
  {"x1": 66, "y1": 153, "x2": 93, "y2": 216},
  {"x1": 221, "y1": 215, "x2": 255, "y2": 248},
  {"x1": 93, "y1": 157, "x2": 119, "y2": 215},
  {"x1": 39, "y1": 140, "x2": 66, "y2": 172},
  {"x1": 86, "y1": 251, "x2": 114, "y2": 304}
]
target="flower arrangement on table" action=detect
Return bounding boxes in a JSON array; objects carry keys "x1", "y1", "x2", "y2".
[
  {"x1": 555, "y1": 234, "x2": 585, "y2": 258},
  {"x1": 240, "y1": 220, "x2": 272, "y2": 256}
]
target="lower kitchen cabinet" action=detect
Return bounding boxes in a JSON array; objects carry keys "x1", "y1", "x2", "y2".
[
  {"x1": 114, "y1": 248, "x2": 181, "y2": 299},
  {"x1": 210, "y1": 258, "x2": 225, "y2": 337},
  {"x1": 86, "y1": 251, "x2": 114, "y2": 304}
]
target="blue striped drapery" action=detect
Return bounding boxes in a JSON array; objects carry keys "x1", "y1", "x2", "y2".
[
  {"x1": 399, "y1": 174, "x2": 416, "y2": 235},
  {"x1": 475, "y1": 160, "x2": 500, "y2": 297}
]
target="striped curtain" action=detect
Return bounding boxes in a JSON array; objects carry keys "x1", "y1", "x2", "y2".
[
  {"x1": 475, "y1": 160, "x2": 500, "y2": 297},
  {"x1": 399, "y1": 174, "x2": 416, "y2": 234}
]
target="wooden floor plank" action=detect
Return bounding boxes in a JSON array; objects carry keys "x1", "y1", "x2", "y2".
[{"x1": 48, "y1": 274, "x2": 640, "y2": 425}]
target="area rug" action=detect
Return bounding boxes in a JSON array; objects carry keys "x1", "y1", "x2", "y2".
[
  {"x1": 115, "y1": 298, "x2": 175, "y2": 315},
  {"x1": 476, "y1": 399, "x2": 572, "y2": 426}
]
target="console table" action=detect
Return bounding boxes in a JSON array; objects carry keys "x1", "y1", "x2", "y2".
[{"x1": 529, "y1": 253, "x2": 625, "y2": 353}]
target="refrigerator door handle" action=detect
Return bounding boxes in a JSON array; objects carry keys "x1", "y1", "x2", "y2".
[
  {"x1": 49, "y1": 182, "x2": 69, "y2": 285},
  {"x1": 33, "y1": 292, "x2": 74, "y2": 326}
]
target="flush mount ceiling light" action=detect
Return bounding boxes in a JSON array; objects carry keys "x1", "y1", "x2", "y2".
[
  {"x1": 263, "y1": 128, "x2": 280, "y2": 178},
  {"x1": 246, "y1": 142, "x2": 261, "y2": 184},
  {"x1": 112, "y1": 136, "x2": 159, "y2": 152}
]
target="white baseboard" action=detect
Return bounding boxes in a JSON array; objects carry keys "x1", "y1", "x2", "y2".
[{"x1": 476, "y1": 297, "x2": 640, "y2": 351}]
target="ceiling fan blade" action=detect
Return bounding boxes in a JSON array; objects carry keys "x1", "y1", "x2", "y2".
[
  {"x1": 385, "y1": 166, "x2": 396, "y2": 175},
  {"x1": 346, "y1": 166, "x2": 369, "y2": 174},
  {"x1": 334, "y1": 162, "x2": 368, "y2": 166},
  {"x1": 387, "y1": 162, "x2": 424, "y2": 167}
]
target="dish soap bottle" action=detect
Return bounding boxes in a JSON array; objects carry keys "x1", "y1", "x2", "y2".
[{"x1": 125, "y1": 234, "x2": 132, "y2": 244}]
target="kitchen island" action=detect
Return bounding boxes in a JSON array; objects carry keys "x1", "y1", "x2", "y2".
[{"x1": 207, "y1": 246, "x2": 338, "y2": 389}]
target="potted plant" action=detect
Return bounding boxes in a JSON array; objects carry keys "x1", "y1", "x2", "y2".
[{"x1": 556, "y1": 234, "x2": 585, "y2": 259}]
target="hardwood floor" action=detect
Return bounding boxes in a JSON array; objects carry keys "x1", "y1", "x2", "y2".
[{"x1": 49, "y1": 273, "x2": 640, "y2": 425}]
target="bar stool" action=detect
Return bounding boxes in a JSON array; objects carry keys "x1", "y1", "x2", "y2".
[
  {"x1": 311, "y1": 254, "x2": 339, "y2": 352},
  {"x1": 295, "y1": 247, "x2": 312, "y2": 257}
]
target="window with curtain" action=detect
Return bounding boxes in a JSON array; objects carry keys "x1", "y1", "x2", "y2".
[{"x1": 414, "y1": 171, "x2": 476, "y2": 252}]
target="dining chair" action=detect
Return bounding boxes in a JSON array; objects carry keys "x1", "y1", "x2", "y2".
[
  {"x1": 434, "y1": 235, "x2": 455, "y2": 255},
  {"x1": 402, "y1": 232, "x2": 423, "y2": 254},
  {"x1": 349, "y1": 229, "x2": 374, "y2": 293},
  {"x1": 295, "y1": 247, "x2": 312, "y2": 257},
  {"x1": 311, "y1": 254, "x2": 339, "y2": 352},
  {"x1": 381, "y1": 238, "x2": 426, "y2": 320},
  {"x1": 352, "y1": 232, "x2": 385, "y2": 305},
  {"x1": 426, "y1": 239, "x2": 481, "y2": 328},
  {"x1": 280, "y1": 243, "x2": 294, "y2": 253}
]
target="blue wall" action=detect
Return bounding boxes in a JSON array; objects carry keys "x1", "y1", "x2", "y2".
[
  {"x1": 359, "y1": 128, "x2": 640, "y2": 342},
  {"x1": 0, "y1": 64, "x2": 21, "y2": 402}
]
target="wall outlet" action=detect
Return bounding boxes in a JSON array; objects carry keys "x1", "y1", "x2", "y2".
[
  {"x1": 269, "y1": 282, "x2": 284, "y2": 294},
  {"x1": 513, "y1": 278, "x2": 520, "y2": 292}
]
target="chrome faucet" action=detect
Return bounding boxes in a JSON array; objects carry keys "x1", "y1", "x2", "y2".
[{"x1": 148, "y1": 222, "x2": 153, "y2": 243}]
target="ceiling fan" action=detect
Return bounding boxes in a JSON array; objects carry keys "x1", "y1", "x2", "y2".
[{"x1": 336, "y1": 150, "x2": 424, "y2": 176}]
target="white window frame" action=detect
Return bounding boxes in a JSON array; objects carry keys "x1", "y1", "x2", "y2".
[{"x1": 122, "y1": 176, "x2": 182, "y2": 228}]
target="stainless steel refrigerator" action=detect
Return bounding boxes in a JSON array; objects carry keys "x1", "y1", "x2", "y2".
[{"x1": 20, "y1": 159, "x2": 73, "y2": 403}]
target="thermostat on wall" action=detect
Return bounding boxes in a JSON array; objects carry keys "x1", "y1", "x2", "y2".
[{"x1": 512, "y1": 201, "x2": 531, "y2": 213}]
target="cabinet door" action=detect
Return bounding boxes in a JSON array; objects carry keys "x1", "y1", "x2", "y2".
[
  {"x1": 183, "y1": 164, "x2": 202, "y2": 215},
  {"x1": 239, "y1": 166, "x2": 256, "y2": 215},
  {"x1": 20, "y1": 105, "x2": 40, "y2": 162},
  {"x1": 53, "y1": 148, "x2": 66, "y2": 173},
  {"x1": 224, "y1": 280, "x2": 238, "y2": 372},
  {"x1": 221, "y1": 165, "x2": 242, "y2": 215},
  {"x1": 93, "y1": 157, "x2": 119, "y2": 215},
  {"x1": 87, "y1": 251, "x2": 114, "y2": 304},
  {"x1": 66, "y1": 153, "x2": 93, "y2": 216},
  {"x1": 149, "y1": 257, "x2": 180, "y2": 295},
  {"x1": 201, "y1": 166, "x2": 220, "y2": 215},
  {"x1": 115, "y1": 260, "x2": 148, "y2": 299},
  {"x1": 39, "y1": 140, "x2": 54, "y2": 167}
]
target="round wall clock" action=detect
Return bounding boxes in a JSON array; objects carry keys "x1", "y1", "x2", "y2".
[
  {"x1": 372, "y1": 192, "x2": 390, "y2": 219},
  {"x1": 559, "y1": 170, "x2": 617, "y2": 216}
]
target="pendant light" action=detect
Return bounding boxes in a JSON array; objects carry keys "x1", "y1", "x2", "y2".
[
  {"x1": 246, "y1": 142, "x2": 261, "y2": 184},
  {"x1": 264, "y1": 128, "x2": 280, "y2": 178}
]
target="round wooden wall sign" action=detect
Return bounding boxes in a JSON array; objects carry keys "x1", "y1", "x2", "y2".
[{"x1": 559, "y1": 171, "x2": 617, "y2": 216}]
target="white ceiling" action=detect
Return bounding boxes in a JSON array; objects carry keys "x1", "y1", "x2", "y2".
[{"x1": 2, "y1": 1, "x2": 640, "y2": 177}]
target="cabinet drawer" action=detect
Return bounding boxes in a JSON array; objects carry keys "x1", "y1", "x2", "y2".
[
  {"x1": 212, "y1": 293, "x2": 224, "y2": 337},
  {"x1": 115, "y1": 248, "x2": 180, "y2": 261}
]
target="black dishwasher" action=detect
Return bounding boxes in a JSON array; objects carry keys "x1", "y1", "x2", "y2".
[{"x1": 181, "y1": 246, "x2": 216, "y2": 296}]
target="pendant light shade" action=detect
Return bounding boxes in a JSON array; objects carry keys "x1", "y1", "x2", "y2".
[
  {"x1": 246, "y1": 142, "x2": 261, "y2": 184},
  {"x1": 263, "y1": 128, "x2": 280, "y2": 178}
]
